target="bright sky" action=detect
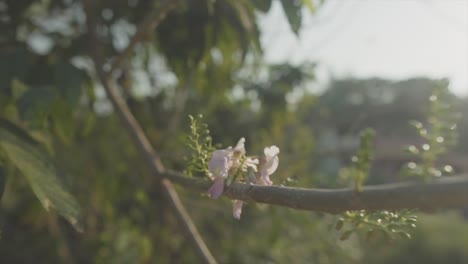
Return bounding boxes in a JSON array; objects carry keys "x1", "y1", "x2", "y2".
[{"x1": 259, "y1": 0, "x2": 468, "y2": 96}]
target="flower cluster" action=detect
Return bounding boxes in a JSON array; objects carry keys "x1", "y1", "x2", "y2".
[{"x1": 206, "y1": 138, "x2": 280, "y2": 219}]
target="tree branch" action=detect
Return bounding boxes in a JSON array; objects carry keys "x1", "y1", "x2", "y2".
[
  {"x1": 82, "y1": 0, "x2": 217, "y2": 262},
  {"x1": 94, "y1": 73, "x2": 217, "y2": 264},
  {"x1": 110, "y1": 0, "x2": 179, "y2": 74},
  {"x1": 163, "y1": 170, "x2": 468, "y2": 214}
]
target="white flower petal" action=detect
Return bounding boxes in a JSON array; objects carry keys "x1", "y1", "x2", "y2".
[
  {"x1": 264, "y1": 145, "x2": 280, "y2": 158},
  {"x1": 208, "y1": 149, "x2": 231, "y2": 178},
  {"x1": 265, "y1": 156, "x2": 279, "y2": 175},
  {"x1": 233, "y1": 137, "x2": 246, "y2": 154},
  {"x1": 207, "y1": 178, "x2": 225, "y2": 199},
  {"x1": 258, "y1": 145, "x2": 280, "y2": 186}
]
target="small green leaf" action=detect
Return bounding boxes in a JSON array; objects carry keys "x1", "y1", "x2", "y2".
[
  {"x1": 396, "y1": 231, "x2": 412, "y2": 239},
  {"x1": 280, "y1": 0, "x2": 302, "y2": 35},
  {"x1": 0, "y1": 119, "x2": 83, "y2": 232}
]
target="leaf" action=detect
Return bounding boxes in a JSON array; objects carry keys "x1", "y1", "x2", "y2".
[
  {"x1": 0, "y1": 119, "x2": 83, "y2": 232},
  {"x1": 280, "y1": 0, "x2": 302, "y2": 35},
  {"x1": 302, "y1": 0, "x2": 316, "y2": 13},
  {"x1": 251, "y1": 0, "x2": 272, "y2": 13}
]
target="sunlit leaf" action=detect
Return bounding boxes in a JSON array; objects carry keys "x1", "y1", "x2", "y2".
[{"x1": 0, "y1": 119, "x2": 83, "y2": 232}]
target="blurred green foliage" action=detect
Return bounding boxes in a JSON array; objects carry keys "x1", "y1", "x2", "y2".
[
  {"x1": 362, "y1": 212, "x2": 468, "y2": 264},
  {"x1": 0, "y1": 0, "x2": 467, "y2": 263},
  {"x1": 339, "y1": 128, "x2": 375, "y2": 192},
  {"x1": 401, "y1": 84, "x2": 460, "y2": 181},
  {"x1": 0, "y1": 119, "x2": 83, "y2": 232}
]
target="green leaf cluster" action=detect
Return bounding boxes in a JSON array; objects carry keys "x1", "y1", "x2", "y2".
[
  {"x1": 184, "y1": 114, "x2": 215, "y2": 178},
  {"x1": 402, "y1": 82, "x2": 460, "y2": 181},
  {"x1": 339, "y1": 128, "x2": 375, "y2": 192},
  {"x1": 335, "y1": 210, "x2": 417, "y2": 241}
]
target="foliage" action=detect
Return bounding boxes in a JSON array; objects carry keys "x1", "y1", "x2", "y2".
[
  {"x1": 0, "y1": 119, "x2": 83, "y2": 232},
  {"x1": 339, "y1": 128, "x2": 375, "y2": 192},
  {"x1": 184, "y1": 114, "x2": 215, "y2": 178},
  {"x1": 336, "y1": 128, "x2": 416, "y2": 241},
  {"x1": 362, "y1": 212, "x2": 468, "y2": 264},
  {"x1": 402, "y1": 82, "x2": 460, "y2": 181},
  {"x1": 333, "y1": 84, "x2": 462, "y2": 244},
  {"x1": 335, "y1": 210, "x2": 417, "y2": 241},
  {"x1": 0, "y1": 0, "x2": 467, "y2": 263}
]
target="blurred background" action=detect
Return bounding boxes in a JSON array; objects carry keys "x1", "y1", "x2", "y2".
[{"x1": 0, "y1": 0, "x2": 467, "y2": 263}]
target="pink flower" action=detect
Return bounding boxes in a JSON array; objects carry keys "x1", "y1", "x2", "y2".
[
  {"x1": 207, "y1": 177, "x2": 225, "y2": 199},
  {"x1": 260, "y1": 146, "x2": 280, "y2": 186},
  {"x1": 207, "y1": 149, "x2": 231, "y2": 199},
  {"x1": 208, "y1": 149, "x2": 231, "y2": 180},
  {"x1": 207, "y1": 138, "x2": 250, "y2": 199},
  {"x1": 206, "y1": 138, "x2": 274, "y2": 220},
  {"x1": 230, "y1": 138, "x2": 246, "y2": 169},
  {"x1": 232, "y1": 137, "x2": 246, "y2": 154}
]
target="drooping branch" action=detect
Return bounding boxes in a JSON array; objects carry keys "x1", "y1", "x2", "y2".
[
  {"x1": 82, "y1": 0, "x2": 217, "y2": 262},
  {"x1": 93, "y1": 70, "x2": 217, "y2": 264},
  {"x1": 164, "y1": 170, "x2": 468, "y2": 214}
]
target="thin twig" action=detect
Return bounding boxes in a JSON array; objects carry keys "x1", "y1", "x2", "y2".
[
  {"x1": 82, "y1": 0, "x2": 217, "y2": 262},
  {"x1": 164, "y1": 170, "x2": 468, "y2": 214},
  {"x1": 95, "y1": 70, "x2": 217, "y2": 264},
  {"x1": 110, "y1": 0, "x2": 179, "y2": 74}
]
